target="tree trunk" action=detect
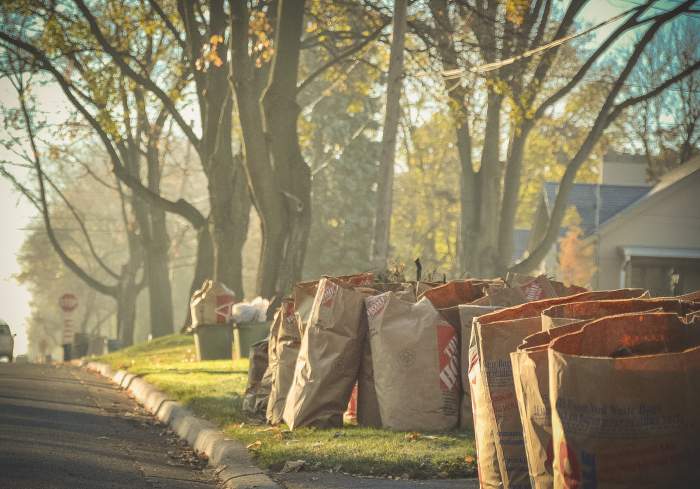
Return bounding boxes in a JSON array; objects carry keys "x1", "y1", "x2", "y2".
[
  {"x1": 261, "y1": 0, "x2": 310, "y2": 296},
  {"x1": 467, "y1": 92, "x2": 503, "y2": 278},
  {"x1": 231, "y1": 0, "x2": 309, "y2": 298},
  {"x1": 116, "y1": 265, "x2": 139, "y2": 347},
  {"x1": 497, "y1": 121, "x2": 533, "y2": 271},
  {"x1": 145, "y1": 212, "x2": 174, "y2": 337},
  {"x1": 145, "y1": 130, "x2": 174, "y2": 337},
  {"x1": 207, "y1": 151, "x2": 251, "y2": 299},
  {"x1": 456, "y1": 118, "x2": 477, "y2": 275},
  {"x1": 200, "y1": 0, "x2": 250, "y2": 298},
  {"x1": 371, "y1": 0, "x2": 407, "y2": 270},
  {"x1": 428, "y1": 0, "x2": 478, "y2": 276}
]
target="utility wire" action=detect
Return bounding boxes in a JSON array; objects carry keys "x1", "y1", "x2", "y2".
[{"x1": 441, "y1": 4, "x2": 641, "y2": 79}]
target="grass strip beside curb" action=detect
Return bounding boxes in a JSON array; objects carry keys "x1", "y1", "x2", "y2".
[{"x1": 96, "y1": 334, "x2": 477, "y2": 479}]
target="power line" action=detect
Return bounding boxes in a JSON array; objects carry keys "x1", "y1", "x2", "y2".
[{"x1": 442, "y1": 5, "x2": 641, "y2": 78}]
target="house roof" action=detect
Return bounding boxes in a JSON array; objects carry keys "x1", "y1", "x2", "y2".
[
  {"x1": 595, "y1": 156, "x2": 700, "y2": 235},
  {"x1": 644, "y1": 155, "x2": 700, "y2": 197},
  {"x1": 543, "y1": 182, "x2": 650, "y2": 236}
]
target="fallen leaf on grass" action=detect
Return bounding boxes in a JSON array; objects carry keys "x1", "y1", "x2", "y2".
[
  {"x1": 281, "y1": 460, "x2": 306, "y2": 473},
  {"x1": 405, "y1": 432, "x2": 437, "y2": 442},
  {"x1": 465, "y1": 455, "x2": 475, "y2": 464},
  {"x1": 246, "y1": 440, "x2": 262, "y2": 451}
]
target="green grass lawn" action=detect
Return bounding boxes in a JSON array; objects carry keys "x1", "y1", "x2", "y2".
[{"x1": 95, "y1": 334, "x2": 476, "y2": 479}]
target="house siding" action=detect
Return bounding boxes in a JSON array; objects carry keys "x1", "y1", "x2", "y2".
[{"x1": 594, "y1": 171, "x2": 700, "y2": 290}]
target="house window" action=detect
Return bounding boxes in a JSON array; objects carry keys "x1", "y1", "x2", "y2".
[{"x1": 627, "y1": 257, "x2": 700, "y2": 296}]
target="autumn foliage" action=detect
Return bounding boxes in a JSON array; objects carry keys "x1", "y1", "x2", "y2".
[{"x1": 558, "y1": 224, "x2": 596, "y2": 288}]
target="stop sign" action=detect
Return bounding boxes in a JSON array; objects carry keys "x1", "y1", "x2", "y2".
[{"x1": 59, "y1": 293, "x2": 79, "y2": 312}]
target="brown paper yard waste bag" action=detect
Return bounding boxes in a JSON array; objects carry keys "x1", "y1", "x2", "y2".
[
  {"x1": 190, "y1": 280, "x2": 236, "y2": 328},
  {"x1": 471, "y1": 275, "x2": 559, "y2": 308},
  {"x1": 357, "y1": 282, "x2": 416, "y2": 428},
  {"x1": 421, "y1": 279, "x2": 500, "y2": 327},
  {"x1": 293, "y1": 281, "x2": 318, "y2": 327},
  {"x1": 283, "y1": 277, "x2": 369, "y2": 429},
  {"x1": 510, "y1": 321, "x2": 588, "y2": 489},
  {"x1": 266, "y1": 299, "x2": 303, "y2": 425},
  {"x1": 539, "y1": 296, "x2": 700, "y2": 331},
  {"x1": 357, "y1": 297, "x2": 382, "y2": 428},
  {"x1": 549, "y1": 313, "x2": 700, "y2": 488},
  {"x1": 365, "y1": 292, "x2": 460, "y2": 431},
  {"x1": 470, "y1": 288, "x2": 647, "y2": 489},
  {"x1": 511, "y1": 298, "x2": 690, "y2": 488},
  {"x1": 293, "y1": 273, "x2": 373, "y2": 326},
  {"x1": 459, "y1": 305, "x2": 499, "y2": 430},
  {"x1": 259, "y1": 308, "x2": 282, "y2": 419},
  {"x1": 242, "y1": 339, "x2": 270, "y2": 417}
]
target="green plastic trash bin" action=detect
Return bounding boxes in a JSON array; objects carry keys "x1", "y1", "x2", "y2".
[
  {"x1": 194, "y1": 324, "x2": 233, "y2": 361},
  {"x1": 73, "y1": 333, "x2": 90, "y2": 358},
  {"x1": 234, "y1": 321, "x2": 271, "y2": 360}
]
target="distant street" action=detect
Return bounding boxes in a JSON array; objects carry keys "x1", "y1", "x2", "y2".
[{"x1": 0, "y1": 363, "x2": 220, "y2": 489}]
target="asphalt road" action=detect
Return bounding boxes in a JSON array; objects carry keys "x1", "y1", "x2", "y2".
[{"x1": 0, "y1": 362, "x2": 220, "y2": 489}]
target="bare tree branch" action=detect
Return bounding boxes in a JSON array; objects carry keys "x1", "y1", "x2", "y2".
[
  {"x1": 512, "y1": 0, "x2": 697, "y2": 273},
  {"x1": 0, "y1": 31, "x2": 208, "y2": 230},
  {"x1": 297, "y1": 22, "x2": 388, "y2": 93},
  {"x1": 17, "y1": 84, "x2": 117, "y2": 296},
  {"x1": 71, "y1": 0, "x2": 200, "y2": 150}
]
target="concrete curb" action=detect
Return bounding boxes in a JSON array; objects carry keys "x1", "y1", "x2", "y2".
[{"x1": 83, "y1": 361, "x2": 280, "y2": 489}]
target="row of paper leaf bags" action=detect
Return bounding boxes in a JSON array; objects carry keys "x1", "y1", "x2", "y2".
[
  {"x1": 469, "y1": 289, "x2": 700, "y2": 489},
  {"x1": 242, "y1": 271, "x2": 700, "y2": 488},
  {"x1": 244, "y1": 272, "x2": 586, "y2": 431}
]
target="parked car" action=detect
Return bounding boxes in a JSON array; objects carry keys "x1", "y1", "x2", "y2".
[{"x1": 0, "y1": 319, "x2": 14, "y2": 362}]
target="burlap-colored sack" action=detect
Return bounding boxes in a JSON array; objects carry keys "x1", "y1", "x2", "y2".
[
  {"x1": 419, "y1": 279, "x2": 494, "y2": 307},
  {"x1": 356, "y1": 283, "x2": 416, "y2": 428},
  {"x1": 266, "y1": 299, "x2": 302, "y2": 425},
  {"x1": 420, "y1": 279, "x2": 498, "y2": 329},
  {"x1": 470, "y1": 275, "x2": 559, "y2": 308},
  {"x1": 293, "y1": 281, "x2": 318, "y2": 327},
  {"x1": 511, "y1": 298, "x2": 691, "y2": 487},
  {"x1": 259, "y1": 308, "x2": 282, "y2": 418},
  {"x1": 366, "y1": 292, "x2": 459, "y2": 431},
  {"x1": 510, "y1": 321, "x2": 588, "y2": 489},
  {"x1": 549, "y1": 313, "x2": 700, "y2": 488},
  {"x1": 357, "y1": 336, "x2": 382, "y2": 428},
  {"x1": 506, "y1": 273, "x2": 587, "y2": 298},
  {"x1": 676, "y1": 289, "x2": 700, "y2": 302},
  {"x1": 467, "y1": 323, "x2": 503, "y2": 488},
  {"x1": 357, "y1": 295, "x2": 382, "y2": 428},
  {"x1": 458, "y1": 305, "x2": 499, "y2": 430},
  {"x1": 539, "y1": 296, "x2": 700, "y2": 332},
  {"x1": 190, "y1": 280, "x2": 236, "y2": 328},
  {"x1": 242, "y1": 339, "x2": 270, "y2": 417},
  {"x1": 293, "y1": 273, "x2": 373, "y2": 327},
  {"x1": 282, "y1": 277, "x2": 370, "y2": 429},
  {"x1": 472, "y1": 288, "x2": 648, "y2": 489},
  {"x1": 415, "y1": 281, "x2": 443, "y2": 297}
]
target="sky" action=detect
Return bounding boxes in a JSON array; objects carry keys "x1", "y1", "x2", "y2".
[
  {"x1": 0, "y1": 0, "x2": 691, "y2": 357},
  {"x1": 0, "y1": 77, "x2": 69, "y2": 356},
  {"x1": 0, "y1": 177, "x2": 33, "y2": 355}
]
